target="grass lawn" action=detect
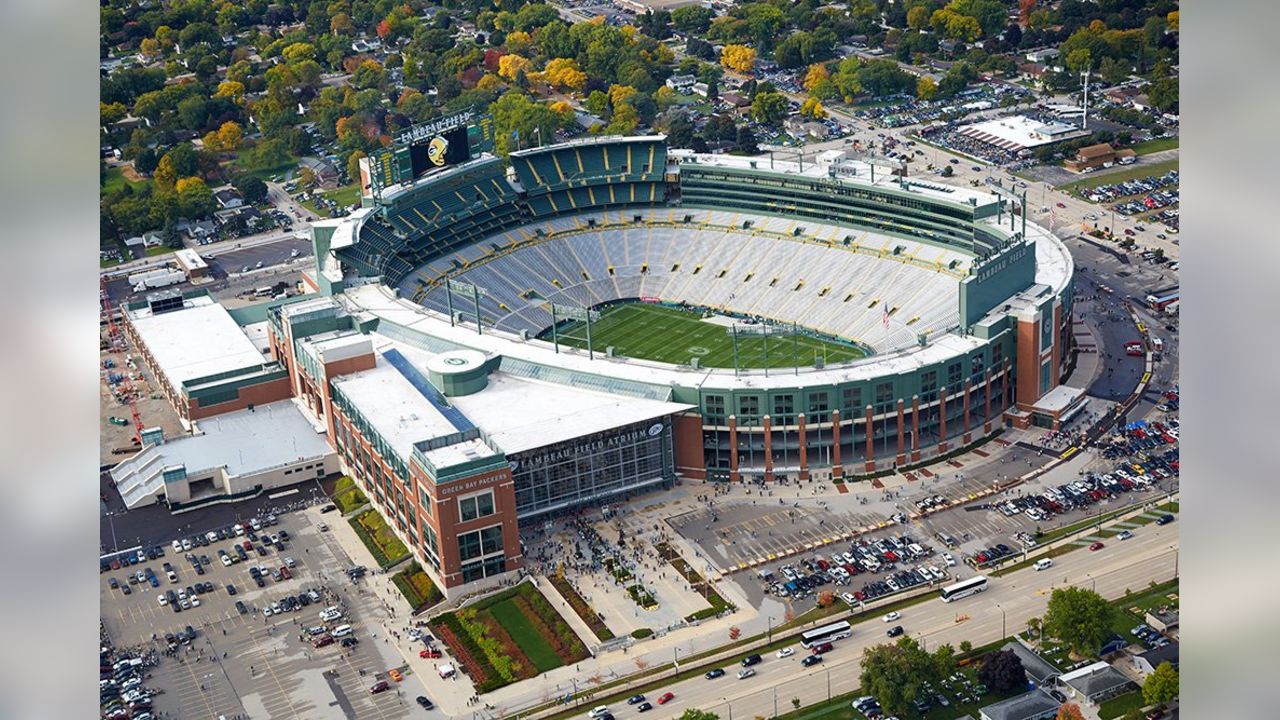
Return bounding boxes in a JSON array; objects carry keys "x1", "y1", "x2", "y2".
[
  {"x1": 101, "y1": 257, "x2": 123, "y2": 268},
  {"x1": 1098, "y1": 690, "x2": 1146, "y2": 719},
  {"x1": 301, "y1": 183, "x2": 361, "y2": 214},
  {"x1": 145, "y1": 246, "x2": 175, "y2": 257},
  {"x1": 1128, "y1": 136, "x2": 1179, "y2": 155},
  {"x1": 101, "y1": 166, "x2": 151, "y2": 196},
  {"x1": 1057, "y1": 158, "x2": 1180, "y2": 194},
  {"x1": 349, "y1": 508, "x2": 410, "y2": 569},
  {"x1": 486, "y1": 596, "x2": 565, "y2": 673},
  {"x1": 235, "y1": 156, "x2": 300, "y2": 182},
  {"x1": 548, "y1": 303, "x2": 866, "y2": 369}
]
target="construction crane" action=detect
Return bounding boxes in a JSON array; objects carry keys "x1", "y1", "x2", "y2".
[{"x1": 100, "y1": 277, "x2": 143, "y2": 445}]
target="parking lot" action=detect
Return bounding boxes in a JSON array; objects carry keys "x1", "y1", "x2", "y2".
[{"x1": 100, "y1": 507, "x2": 425, "y2": 720}]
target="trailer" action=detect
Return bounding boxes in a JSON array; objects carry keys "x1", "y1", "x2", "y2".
[
  {"x1": 1145, "y1": 291, "x2": 1179, "y2": 310},
  {"x1": 129, "y1": 268, "x2": 186, "y2": 292}
]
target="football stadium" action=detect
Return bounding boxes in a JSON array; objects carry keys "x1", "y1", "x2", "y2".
[{"x1": 115, "y1": 113, "x2": 1077, "y2": 596}]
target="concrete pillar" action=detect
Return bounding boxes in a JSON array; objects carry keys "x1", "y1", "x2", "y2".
[
  {"x1": 939, "y1": 386, "x2": 949, "y2": 454},
  {"x1": 831, "y1": 409, "x2": 843, "y2": 480},
  {"x1": 762, "y1": 415, "x2": 773, "y2": 483},
  {"x1": 911, "y1": 395, "x2": 921, "y2": 462},
  {"x1": 864, "y1": 405, "x2": 875, "y2": 473},
  {"x1": 963, "y1": 379, "x2": 972, "y2": 445},
  {"x1": 984, "y1": 369, "x2": 993, "y2": 434},
  {"x1": 797, "y1": 413, "x2": 809, "y2": 481},
  {"x1": 728, "y1": 415, "x2": 739, "y2": 483},
  {"x1": 896, "y1": 399, "x2": 906, "y2": 466}
]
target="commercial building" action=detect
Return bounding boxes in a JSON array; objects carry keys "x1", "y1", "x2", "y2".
[{"x1": 1063, "y1": 143, "x2": 1137, "y2": 173}]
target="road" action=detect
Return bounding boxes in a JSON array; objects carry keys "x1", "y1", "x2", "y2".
[
  {"x1": 622, "y1": 523, "x2": 1178, "y2": 720},
  {"x1": 103, "y1": 237, "x2": 314, "y2": 304}
]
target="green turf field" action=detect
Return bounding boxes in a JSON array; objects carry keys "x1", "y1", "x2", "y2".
[{"x1": 548, "y1": 303, "x2": 867, "y2": 369}]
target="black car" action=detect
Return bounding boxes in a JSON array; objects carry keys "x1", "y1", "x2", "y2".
[
  {"x1": 320, "y1": 504, "x2": 338, "y2": 513},
  {"x1": 741, "y1": 654, "x2": 762, "y2": 667},
  {"x1": 705, "y1": 668, "x2": 725, "y2": 680},
  {"x1": 341, "y1": 637, "x2": 359, "y2": 647},
  {"x1": 235, "y1": 601, "x2": 248, "y2": 614},
  {"x1": 636, "y1": 702, "x2": 653, "y2": 712},
  {"x1": 887, "y1": 625, "x2": 904, "y2": 638},
  {"x1": 1156, "y1": 514, "x2": 1175, "y2": 525},
  {"x1": 802, "y1": 654, "x2": 823, "y2": 667},
  {"x1": 415, "y1": 696, "x2": 434, "y2": 709},
  {"x1": 627, "y1": 694, "x2": 646, "y2": 705},
  {"x1": 226, "y1": 584, "x2": 237, "y2": 595}
]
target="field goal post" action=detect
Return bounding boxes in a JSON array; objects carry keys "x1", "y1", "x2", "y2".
[
  {"x1": 728, "y1": 321, "x2": 806, "y2": 378},
  {"x1": 548, "y1": 302, "x2": 601, "y2": 359}
]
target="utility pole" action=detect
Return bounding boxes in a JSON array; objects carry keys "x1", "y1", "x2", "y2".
[{"x1": 1080, "y1": 68, "x2": 1091, "y2": 131}]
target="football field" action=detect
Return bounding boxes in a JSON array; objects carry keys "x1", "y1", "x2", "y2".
[{"x1": 548, "y1": 303, "x2": 867, "y2": 369}]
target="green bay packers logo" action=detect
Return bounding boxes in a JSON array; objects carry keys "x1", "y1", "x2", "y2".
[{"x1": 427, "y1": 135, "x2": 450, "y2": 166}]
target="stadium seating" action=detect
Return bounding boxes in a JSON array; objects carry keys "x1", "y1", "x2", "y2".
[{"x1": 401, "y1": 208, "x2": 967, "y2": 352}]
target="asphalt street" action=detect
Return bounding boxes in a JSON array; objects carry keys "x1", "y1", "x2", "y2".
[{"x1": 598, "y1": 521, "x2": 1178, "y2": 720}]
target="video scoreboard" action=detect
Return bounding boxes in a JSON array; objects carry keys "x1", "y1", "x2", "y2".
[{"x1": 362, "y1": 110, "x2": 496, "y2": 199}]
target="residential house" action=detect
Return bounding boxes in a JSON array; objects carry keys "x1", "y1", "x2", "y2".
[
  {"x1": 979, "y1": 689, "x2": 1062, "y2": 720},
  {"x1": 1002, "y1": 641, "x2": 1061, "y2": 686},
  {"x1": 666, "y1": 74, "x2": 696, "y2": 93},
  {"x1": 720, "y1": 92, "x2": 750, "y2": 109},
  {"x1": 691, "y1": 82, "x2": 710, "y2": 98},
  {"x1": 1105, "y1": 86, "x2": 1142, "y2": 104},
  {"x1": 1132, "y1": 642, "x2": 1179, "y2": 676},
  {"x1": 785, "y1": 117, "x2": 829, "y2": 140},
  {"x1": 1019, "y1": 63, "x2": 1048, "y2": 86},
  {"x1": 575, "y1": 112, "x2": 605, "y2": 132},
  {"x1": 141, "y1": 230, "x2": 166, "y2": 248},
  {"x1": 1057, "y1": 662, "x2": 1137, "y2": 707},
  {"x1": 1131, "y1": 94, "x2": 1153, "y2": 112},
  {"x1": 1144, "y1": 608, "x2": 1179, "y2": 634},
  {"x1": 183, "y1": 220, "x2": 218, "y2": 242},
  {"x1": 214, "y1": 187, "x2": 245, "y2": 209},
  {"x1": 1026, "y1": 48, "x2": 1060, "y2": 64}
]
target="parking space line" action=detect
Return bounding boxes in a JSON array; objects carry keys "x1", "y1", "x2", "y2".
[
  {"x1": 241, "y1": 625, "x2": 304, "y2": 719},
  {"x1": 175, "y1": 654, "x2": 220, "y2": 720}
]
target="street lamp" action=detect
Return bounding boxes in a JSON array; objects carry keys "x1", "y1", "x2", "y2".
[
  {"x1": 827, "y1": 668, "x2": 832, "y2": 701},
  {"x1": 995, "y1": 602, "x2": 1006, "y2": 639},
  {"x1": 768, "y1": 616, "x2": 774, "y2": 644},
  {"x1": 722, "y1": 697, "x2": 732, "y2": 720}
]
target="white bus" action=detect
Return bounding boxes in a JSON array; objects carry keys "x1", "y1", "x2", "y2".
[
  {"x1": 800, "y1": 620, "x2": 852, "y2": 648},
  {"x1": 939, "y1": 576, "x2": 988, "y2": 602}
]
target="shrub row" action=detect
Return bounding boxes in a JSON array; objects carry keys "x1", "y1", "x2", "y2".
[
  {"x1": 391, "y1": 562, "x2": 442, "y2": 611},
  {"x1": 432, "y1": 618, "x2": 496, "y2": 691},
  {"x1": 455, "y1": 607, "x2": 533, "y2": 685},
  {"x1": 549, "y1": 574, "x2": 615, "y2": 641}
]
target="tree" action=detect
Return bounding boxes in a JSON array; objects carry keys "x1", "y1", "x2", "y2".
[
  {"x1": 1056, "y1": 703, "x2": 1085, "y2": 720},
  {"x1": 175, "y1": 177, "x2": 215, "y2": 220},
  {"x1": 1027, "y1": 616, "x2": 1043, "y2": 645},
  {"x1": 214, "y1": 80, "x2": 245, "y2": 103},
  {"x1": 804, "y1": 64, "x2": 830, "y2": 94},
  {"x1": 667, "y1": 114, "x2": 694, "y2": 149},
  {"x1": 677, "y1": 710, "x2": 719, "y2": 720},
  {"x1": 791, "y1": 698, "x2": 801, "y2": 710},
  {"x1": 907, "y1": 6, "x2": 931, "y2": 31},
  {"x1": 978, "y1": 650, "x2": 1026, "y2": 694},
  {"x1": 202, "y1": 121, "x2": 243, "y2": 153},
  {"x1": 541, "y1": 58, "x2": 587, "y2": 91},
  {"x1": 860, "y1": 638, "x2": 956, "y2": 717},
  {"x1": 1142, "y1": 661, "x2": 1179, "y2": 705},
  {"x1": 816, "y1": 590, "x2": 835, "y2": 608},
  {"x1": 1043, "y1": 587, "x2": 1116, "y2": 657},
  {"x1": 298, "y1": 166, "x2": 319, "y2": 190},
  {"x1": 959, "y1": 640, "x2": 973, "y2": 653},
  {"x1": 1067, "y1": 48, "x2": 1094, "y2": 74},
  {"x1": 1100, "y1": 57, "x2": 1130, "y2": 85},
  {"x1": 498, "y1": 54, "x2": 532, "y2": 82},
  {"x1": 750, "y1": 91, "x2": 788, "y2": 125},
  {"x1": 347, "y1": 151, "x2": 366, "y2": 184},
  {"x1": 672, "y1": 6, "x2": 713, "y2": 34},
  {"x1": 857, "y1": 59, "x2": 913, "y2": 97},
  {"x1": 799, "y1": 97, "x2": 827, "y2": 120},
  {"x1": 720, "y1": 45, "x2": 757, "y2": 74},
  {"x1": 917, "y1": 76, "x2": 938, "y2": 100},
  {"x1": 1146, "y1": 78, "x2": 1179, "y2": 113},
  {"x1": 351, "y1": 59, "x2": 386, "y2": 90},
  {"x1": 232, "y1": 174, "x2": 268, "y2": 204},
  {"x1": 735, "y1": 125, "x2": 758, "y2": 154}
]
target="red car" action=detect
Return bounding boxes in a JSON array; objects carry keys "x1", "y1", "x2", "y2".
[
  {"x1": 657, "y1": 692, "x2": 675, "y2": 705},
  {"x1": 313, "y1": 634, "x2": 334, "y2": 648},
  {"x1": 419, "y1": 649, "x2": 442, "y2": 659},
  {"x1": 1089, "y1": 542, "x2": 1105, "y2": 551},
  {"x1": 242, "y1": 540, "x2": 253, "y2": 551},
  {"x1": 280, "y1": 567, "x2": 291, "y2": 580}
]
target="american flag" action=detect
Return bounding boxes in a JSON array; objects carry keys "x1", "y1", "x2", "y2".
[{"x1": 882, "y1": 304, "x2": 890, "y2": 330}]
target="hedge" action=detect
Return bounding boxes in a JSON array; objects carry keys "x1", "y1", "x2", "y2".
[
  {"x1": 549, "y1": 574, "x2": 615, "y2": 641},
  {"x1": 349, "y1": 509, "x2": 410, "y2": 569},
  {"x1": 392, "y1": 562, "x2": 443, "y2": 611}
]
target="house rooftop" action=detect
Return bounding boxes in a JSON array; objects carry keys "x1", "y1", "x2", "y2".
[
  {"x1": 980, "y1": 689, "x2": 1061, "y2": 720},
  {"x1": 1059, "y1": 661, "x2": 1135, "y2": 699}
]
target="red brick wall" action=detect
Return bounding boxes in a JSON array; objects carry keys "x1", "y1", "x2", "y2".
[
  {"x1": 187, "y1": 376, "x2": 293, "y2": 420},
  {"x1": 672, "y1": 413, "x2": 706, "y2": 479},
  {"x1": 1015, "y1": 317, "x2": 1041, "y2": 409}
]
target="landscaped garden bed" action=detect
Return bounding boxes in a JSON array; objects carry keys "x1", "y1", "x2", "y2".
[
  {"x1": 392, "y1": 562, "x2": 443, "y2": 612},
  {"x1": 549, "y1": 574, "x2": 615, "y2": 641},
  {"x1": 349, "y1": 508, "x2": 410, "y2": 569},
  {"x1": 431, "y1": 583, "x2": 591, "y2": 692}
]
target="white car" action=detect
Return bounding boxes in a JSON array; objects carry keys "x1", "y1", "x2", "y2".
[
  {"x1": 841, "y1": 592, "x2": 858, "y2": 606},
  {"x1": 1116, "y1": 530, "x2": 1134, "y2": 540},
  {"x1": 221, "y1": 555, "x2": 233, "y2": 567},
  {"x1": 171, "y1": 540, "x2": 183, "y2": 553},
  {"x1": 158, "y1": 595, "x2": 168, "y2": 606},
  {"x1": 190, "y1": 596, "x2": 201, "y2": 607},
  {"x1": 776, "y1": 647, "x2": 795, "y2": 659},
  {"x1": 263, "y1": 607, "x2": 274, "y2": 617},
  {"x1": 737, "y1": 668, "x2": 756, "y2": 680},
  {"x1": 883, "y1": 612, "x2": 901, "y2": 623}
]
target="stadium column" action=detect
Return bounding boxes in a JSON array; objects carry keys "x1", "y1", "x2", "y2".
[
  {"x1": 728, "y1": 415, "x2": 740, "y2": 484},
  {"x1": 831, "y1": 409, "x2": 843, "y2": 480},
  {"x1": 963, "y1": 379, "x2": 972, "y2": 445},
  {"x1": 911, "y1": 395, "x2": 921, "y2": 463},
  {"x1": 798, "y1": 413, "x2": 809, "y2": 481},
  {"x1": 984, "y1": 369, "x2": 993, "y2": 434},
  {"x1": 762, "y1": 415, "x2": 774, "y2": 483},
  {"x1": 895, "y1": 399, "x2": 906, "y2": 467},
  {"x1": 864, "y1": 405, "x2": 875, "y2": 473},
  {"x1": 938, "y1": 387, "x2": 949, "y2": 454}
]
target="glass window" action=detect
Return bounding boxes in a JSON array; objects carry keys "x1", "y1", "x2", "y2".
[
  {"x1": 739, "y1": 395, "x2": 760, "y2": 422},
  {"x1": 947, "y1": 362, "x2": 963, "y2": 389},
  {"x1": 841, "y1": 387, "x2": 863, "y2": 414},
  {"x1": 704, "y1": 394, "x2": 726, "y2": 424},
  {"x1": 458, "y1": 491, "x2": 495, "y2": 523},
  {"x1": 874, "y1": 382, "x2": 895, "y2": 413}
]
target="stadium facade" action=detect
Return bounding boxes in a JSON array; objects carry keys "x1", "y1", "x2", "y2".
[{"x1": 120, "y1": 125, "x2": 1076, "y2": 597}]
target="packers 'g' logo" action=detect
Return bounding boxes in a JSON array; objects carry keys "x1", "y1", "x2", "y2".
[{"x1": 427, "y1": 135, "x2": 450, "y2": 166}]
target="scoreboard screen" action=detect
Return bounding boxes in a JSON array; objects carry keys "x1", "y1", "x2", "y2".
[{"x1": 404, "y1": 124, "x2": 470, "y2": 178}]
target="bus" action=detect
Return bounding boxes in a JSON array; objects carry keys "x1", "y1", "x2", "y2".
[
  {"x1": 939, "y1": 576, "x2": 988, "y2": 602},
  {"x1": 800, "y1": 620, "x2": 852, "y2": 648}
]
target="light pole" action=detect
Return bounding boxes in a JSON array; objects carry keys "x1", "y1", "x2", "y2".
[
  {"x1": 673, "y1": 647, "x2": 679, "y2": 670},
  {"x1": 768, "y1": 616, "x2": 774, "y2": 644},
  {"x1": 1172, "y1": 545, "x2": 1178, "y2": 578},
  {"x1": 722, "y1": 697, "x2": 732, "y2": 720},
  {"x1": 996, "y1": 602, "x2": 1006, "y2": 639},
  {"x1": 826, "y1": 668, "x2": 832, "y2": 701},
  {"x1": 774, "y1": 685, "x2": 778, "y2": 719}
]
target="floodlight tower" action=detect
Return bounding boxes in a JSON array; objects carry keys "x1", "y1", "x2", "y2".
[{"x1": 1080, "y1": 68, "x2": 1091, "y2": 131}]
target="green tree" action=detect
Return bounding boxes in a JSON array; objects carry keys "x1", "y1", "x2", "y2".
[
  {"x1": 672, "y1": 6, "x2": 714, "y2": 34},
  {"x1": 347, "y1": 150, "x2": 367, "y2": 185},
  {"x1": 231, "y1": 174, "x2": 268, "y2": 204},
  {"x1": 858, "y1": 59, "x2": 914, "y2": 97},
  {"x1": 1043, "y1": 587, "x2": 1116, "y2": 657},
  {"x1": 1067, "y1": 48, "x2": 1094, "y2": 74},
  {"x1": 677, "y1": 711, "x2": 719, "y2": 720},
  {"x1": 666, "y1": 114, "x2": 695, "y2": 149},
  {"x1": 750, "y1": 91, "x2": 788, "y2": 125},
  {"x1": 175, "y1": 177, "x2": 215, "y2": 220},
  {"x1": 1146, "y1": 78, "x2": 1179, "y2": 113},
  {"x1": 1142, "y1": 661, "x2": 1179, "y2": 705},
  {"x1": 860, "y1": 638, "x2": 956, "y2": 717},
  {"x1": 1100, "y1": 57, "x2": 1130, "y2": 85}
]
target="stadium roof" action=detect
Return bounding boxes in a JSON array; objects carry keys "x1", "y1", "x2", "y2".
[
  {"x1": 333, "y1": 335, "x2": 693, "y2": 463},
  {"x1": 126, "y1": 295, "x2": 268, "y2": 395}
]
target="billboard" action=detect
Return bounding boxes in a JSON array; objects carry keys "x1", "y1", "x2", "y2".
[
  {"x1": 404, "y1": 124, "x2": 470, "y2": 178},
  {"x1": 365, "y1": 110, "x2": 492, "y2": 198}
]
